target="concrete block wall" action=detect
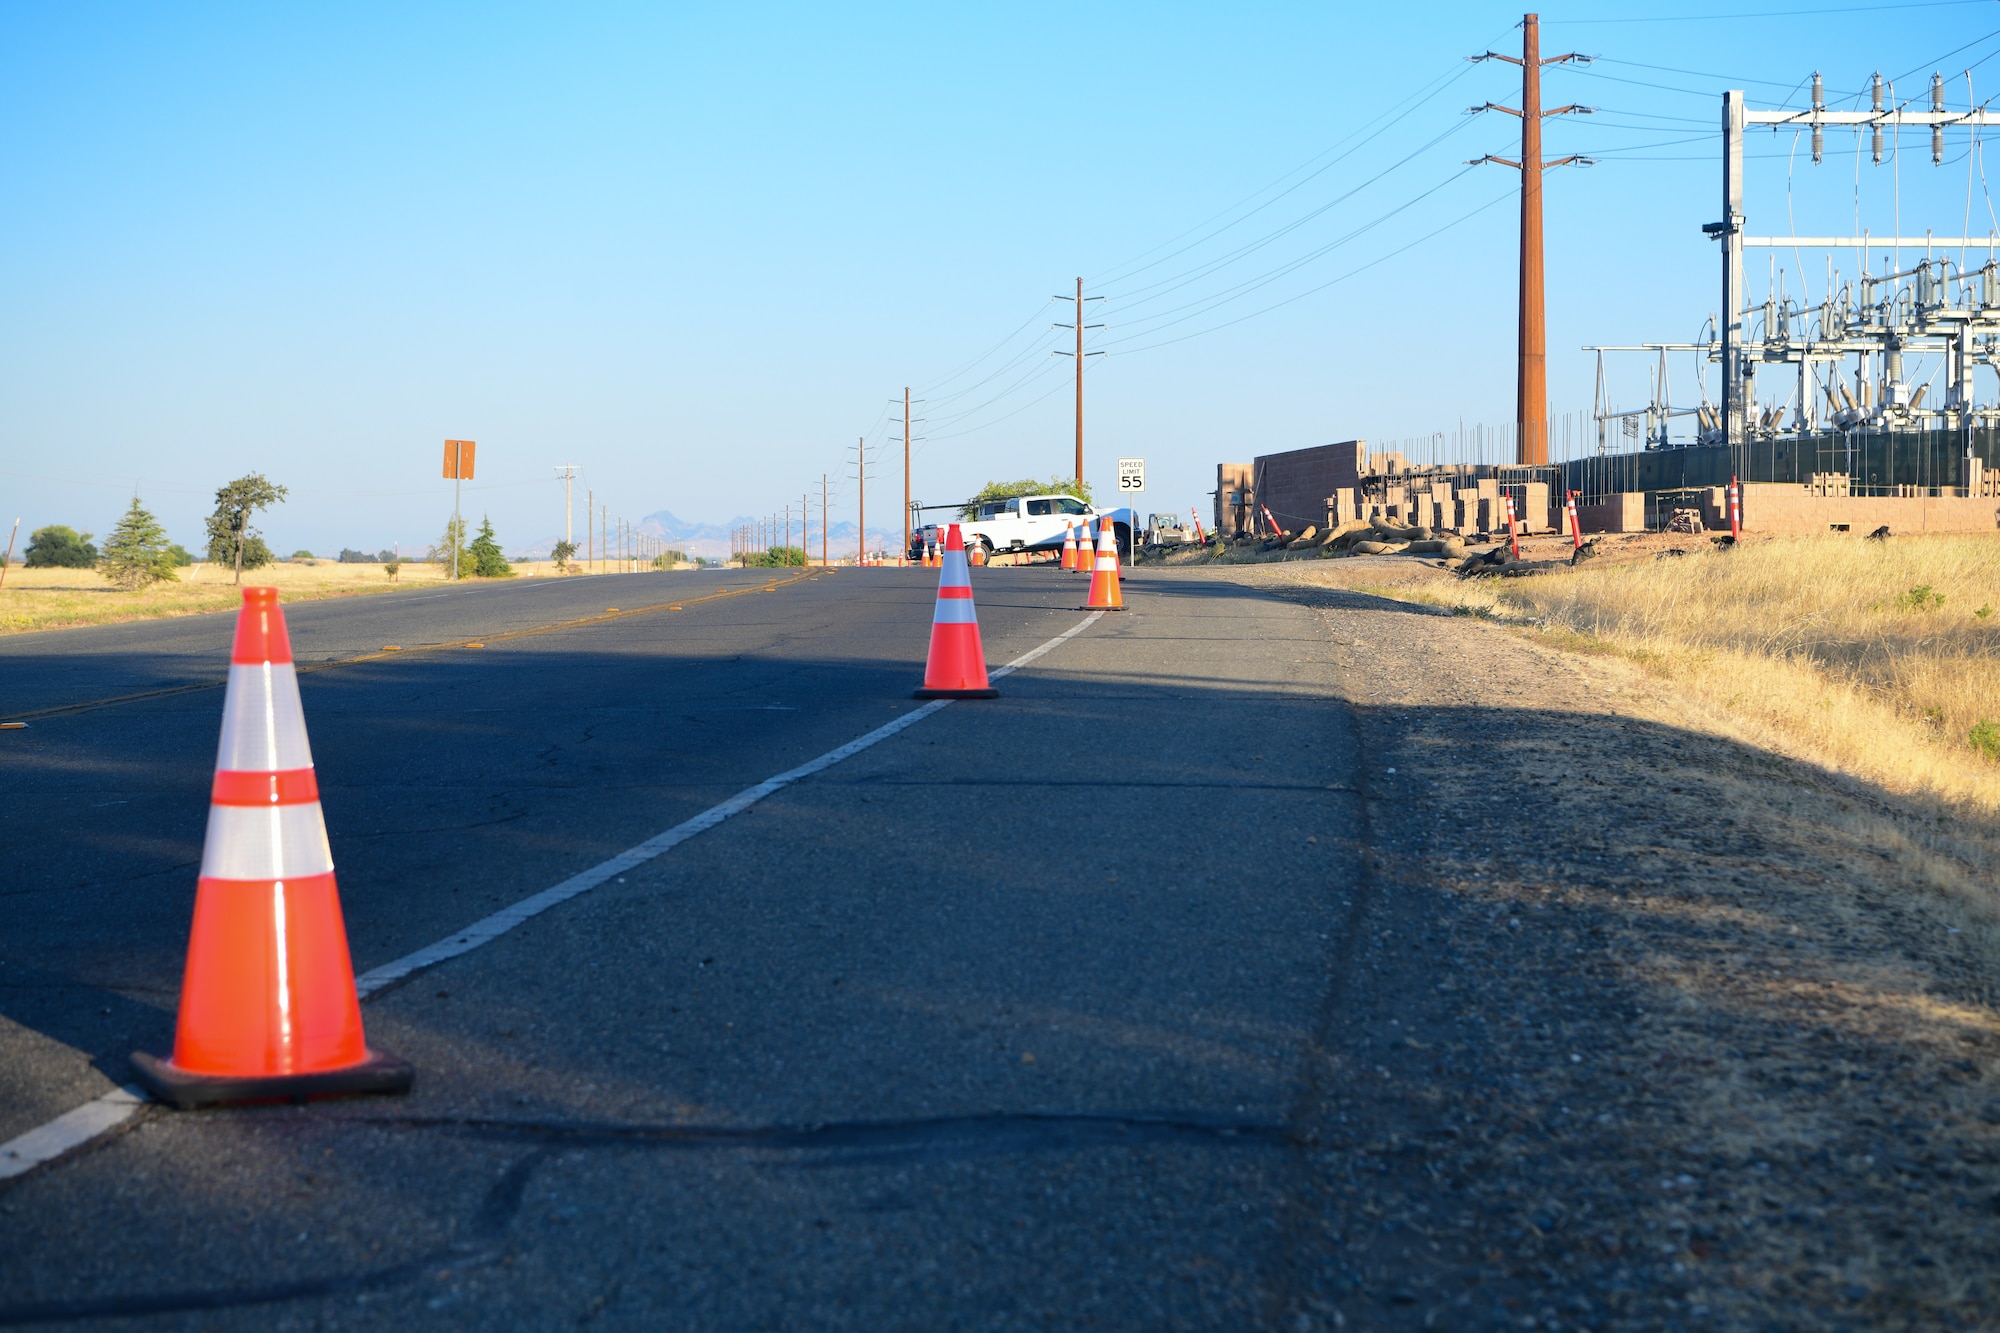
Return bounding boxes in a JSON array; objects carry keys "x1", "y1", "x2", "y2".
[
  {"x1": 1251, "y1": 441, "x2": 1368, "y2": 535},
  {"x1": 1576, "y1": 493, "x2": 1647, "y2": 534},
  {"x1": 1738, "y1": 483, "x2": 2000, "y2": 534}
]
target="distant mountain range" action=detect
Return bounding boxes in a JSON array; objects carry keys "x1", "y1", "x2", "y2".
[{"x1": 509, "y1": 509, "x2": 904, "y2": 561}]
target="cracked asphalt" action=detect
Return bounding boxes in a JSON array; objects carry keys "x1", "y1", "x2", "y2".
[
  {"x1": 4, "y1": 563, "x2": 1993, "y2": 1329},
  {"x1": 0, "y1": 564, "x2": 1364, "y2": 1329}
]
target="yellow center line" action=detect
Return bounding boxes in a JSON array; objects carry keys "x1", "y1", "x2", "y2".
[{"x1": 2, "y1": 569, "x2": 821, "y2": 725}]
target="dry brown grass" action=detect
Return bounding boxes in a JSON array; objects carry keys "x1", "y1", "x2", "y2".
[
  {"x1": 1281, "y1": 534, "x2": 2000, "y2": 814},
  {"x1": 0, "y1": 558, "x2": 597, "y2": 635}
]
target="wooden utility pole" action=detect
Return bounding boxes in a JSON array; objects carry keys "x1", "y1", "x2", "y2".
[
  {"x1": 1072, "y1": 278, "x2": 1088, "y2": 480},
  {"x1": 1471, "y1": 14, "x2": 1590, "y2": 466},
  {"x1": 1054, "y1": 280, "x2": 1105, "y2": 486},
  {"x1": 856, "y1": 437, "x2": 866, "y2": 566},
  {"x1": 903, "y1": 387, "x2": 912, "y2": 565},
  {"x1": 0, "y1": 517, "x2": 18, "y2": 588}
]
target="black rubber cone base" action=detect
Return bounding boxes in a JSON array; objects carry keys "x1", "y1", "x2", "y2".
[
  {"x1": 913, "y1": 686, "x2": 999, "y2": 699},
  {"x1": 1078, "y1": 605, "x2": 1127, "y2": 612},
  {"x1": 131, "y1": 1048, "x2": 414, "y2": 1110}
]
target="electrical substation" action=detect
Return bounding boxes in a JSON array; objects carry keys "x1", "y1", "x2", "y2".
[{"x1": 1225, "y1": 57, "x2": 2000, "y2": 540}]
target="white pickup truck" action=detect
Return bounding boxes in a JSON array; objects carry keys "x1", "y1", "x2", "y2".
[{"x1": 940, "y1": 494, "x2": 1132, "y2": 559}]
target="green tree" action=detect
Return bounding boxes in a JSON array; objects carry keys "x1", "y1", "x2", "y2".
[
  {"x1": 738, "y1": 545, "x2": 803, "y2": 567},
  {"x1": 959, "y1": 475, "x2": 1094, "y2": 519},
  {"x1": 167, "y1": 543, "x2": 194, "y2": 566},
  {"x1": 551, "y1": 539, "x2": 578, "y2": 573},
  {"x1": 649, "y1": 547, "x2": 686, "y2": 570},
  {"x1": 204, "y1": 474, "x2": 288, "y2": 583},
  {"x1": 97, "y1": 497, "x2": 180, "y2": 591},
  {"x1": 468, "y1": 515, "x2": 514, "y2": 577},
  {"x1": 430, "y1": 516, "x2": 474, "y2": 579},
  {"x1": 23, "y1": 525, "x2": 97, "y2": 568}
]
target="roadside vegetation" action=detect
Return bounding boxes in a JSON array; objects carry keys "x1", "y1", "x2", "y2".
[
  {"x1": 0, "y1": 559, "x2": 448, "y2": 634},
  {"x1": 1286, "y1": 533, "x2": 2000, "y2": 811},
  {"x1": 959, "y1": 475, "x2": 1093, "y2": 518},
  {"x1": 0, "y1": 556, "x2": 654, "y2": 635},
  {"x1": 737, "y1": 544, "x2": 804, "y2": 567},
  {"x1": 3, "y1": 473, "x2": 562, "y2": 632},
  {"x1": 204, "y1": 473, "x2": 286, "y2": 581},
  {"x1": 98, "y1": 497, "x2": 183, "y2": 590},
  {"x1": 22, "y1": 524, "x2": 98, "y2": 568}
]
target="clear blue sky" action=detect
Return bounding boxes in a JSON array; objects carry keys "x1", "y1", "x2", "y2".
[{"x1": 3, "y1": 2, "x2": 1995, "y2": 555}]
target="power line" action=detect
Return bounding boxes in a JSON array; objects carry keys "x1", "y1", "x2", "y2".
[
  {"x1": 1102, "y1": 117, "x2": 1484, "y2": 310},
  {"x1": 1546, "y1": 0, "x2": 1990, "y2": 23},
  {"x1": 1107, "y1": 187, "x2": 1516, "y2": 357},
  {"x1": 1098, "y1": 160, "x2": 1491, "y2": 346},
  {"x1": 1087, "y1": 39, "x2": 1505, "y2": 291}
]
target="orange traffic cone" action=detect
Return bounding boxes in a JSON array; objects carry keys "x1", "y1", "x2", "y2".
[
  {"x1": 914, "y1": 524, "x2": 998, "y2": 698},
  {"x1": 1060, "y1": 522, "x2": 1078, "y2": 571},
  {"x1": 1083, "y1": 517, "x2": 1125, "y2": 610},
  {"x1": 132, "y1": 588, "x2": 412, "y2": 1108}
]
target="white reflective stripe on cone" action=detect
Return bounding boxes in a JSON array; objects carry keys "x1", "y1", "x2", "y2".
[
  {"x1": 199, "y1": 802, "x2": 336, "y2": 880},
  {"x1": 932, "y1": 598, "x2": 978, "y2": 625},
  {"x1": 940, "y1": 553, "x2": 969, "y2": 583},
  {"x1": 216, "y1": 663, "x2": 315, "y2": 773}
]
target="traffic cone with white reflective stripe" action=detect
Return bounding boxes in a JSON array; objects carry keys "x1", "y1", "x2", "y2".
[
  {"x1": 1061, "y1": 522, "x2": 1078, "y2": 571},
  {"x1": 1083, "y1": 517, "x2": 1125, "y2": 610},
  {"x1": 914, "y1": 524, "x2": 997, "y2": 699},
  {"x1": 132, "y1": 587, "x2": 412, "y2": 1109}
]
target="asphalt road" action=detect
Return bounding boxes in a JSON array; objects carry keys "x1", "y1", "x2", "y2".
[{"x1": 0, "y1": 565, "x2": 1369, "y2": 1328}]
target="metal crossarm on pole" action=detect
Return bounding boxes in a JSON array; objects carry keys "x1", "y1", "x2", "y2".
[{"x1": 1469, "y1": 13, "x2": 1593, "y2": 466}]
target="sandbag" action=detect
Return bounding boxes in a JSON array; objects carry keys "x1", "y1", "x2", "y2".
[
  {"x1": 1350, "y1": 540, "x2": 1408, "y2": 556},
  {"x1": 1321, "y1": 520, "x2": 1369, "y2": 547}
]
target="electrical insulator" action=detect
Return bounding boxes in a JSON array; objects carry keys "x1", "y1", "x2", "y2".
[
  {"x1": 1872, "y1": 72, "x2": 1883, "y2": 111},
  {"x1": 1934, "y1": 124, "x2": 1945, "y2": 165},
  {"x1": 1985, "y1": 264, "x2": 1998, "y2": 308},
  {"x1": 1873, "y1": 123, "x2": 1884, "y2": 164},
  {"x1": 1812, "y1": 71, "x2": 1824, "y2": 111},
  {"x1": 1932, "y1": 72, "x2": 1945, "y2": 112},
  {"x1": 1812, "y1": 124, "x2": 1824, "y2": 164}
]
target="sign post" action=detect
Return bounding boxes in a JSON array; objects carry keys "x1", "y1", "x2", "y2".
[
  {"x1": 1116, "y1": 457, "x2": 1145, "y2": 545},
  {"x1": 443, "y1": 440, "x2": 476, "y2": 581}
]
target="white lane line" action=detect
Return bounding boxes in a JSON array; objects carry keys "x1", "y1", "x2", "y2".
[
  {"x1": 0, "y1": 611, "x2": 1104, "y2": 1182},
  {"x1": 355, "y1": 609, "x2": 1099, "y2": 995},
  {"x1": 0, "y1": 1086, "x2": 145, "y2": 1181}
]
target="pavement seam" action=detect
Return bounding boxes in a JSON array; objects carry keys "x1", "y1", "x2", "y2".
[
  {"x1": 0, "y1": 568, "x2": 821, "y2": 725},
  {"x1": 0, "y1": 608, "x2": 1105, "y2": 1187}
]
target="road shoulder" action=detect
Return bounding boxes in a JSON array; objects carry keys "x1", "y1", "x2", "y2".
[{"x1": 1148, "y1": 564, "x2": 2000, "y2": 1330}]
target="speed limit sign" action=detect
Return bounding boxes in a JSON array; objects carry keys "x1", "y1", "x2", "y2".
[{"x1": 1116, "y1": 457, "x2": 1145, "y2": 493}]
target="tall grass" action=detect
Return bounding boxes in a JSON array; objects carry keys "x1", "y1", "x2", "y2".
[
  {"x1": 1311, "y1": 535, "x2": 2000, "y2": 812},
  {"x1": 0, "y1": 559, "x2": 592, "y2": 635}
]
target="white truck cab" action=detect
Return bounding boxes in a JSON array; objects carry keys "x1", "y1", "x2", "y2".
[{"x1": 956, "y1": 493, "x2": 1131, "y2": 558}]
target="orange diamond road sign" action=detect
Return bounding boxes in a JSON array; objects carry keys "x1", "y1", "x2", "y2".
[{"x1": 443, "y1": 439, "x2": 477, "y2": 481}]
